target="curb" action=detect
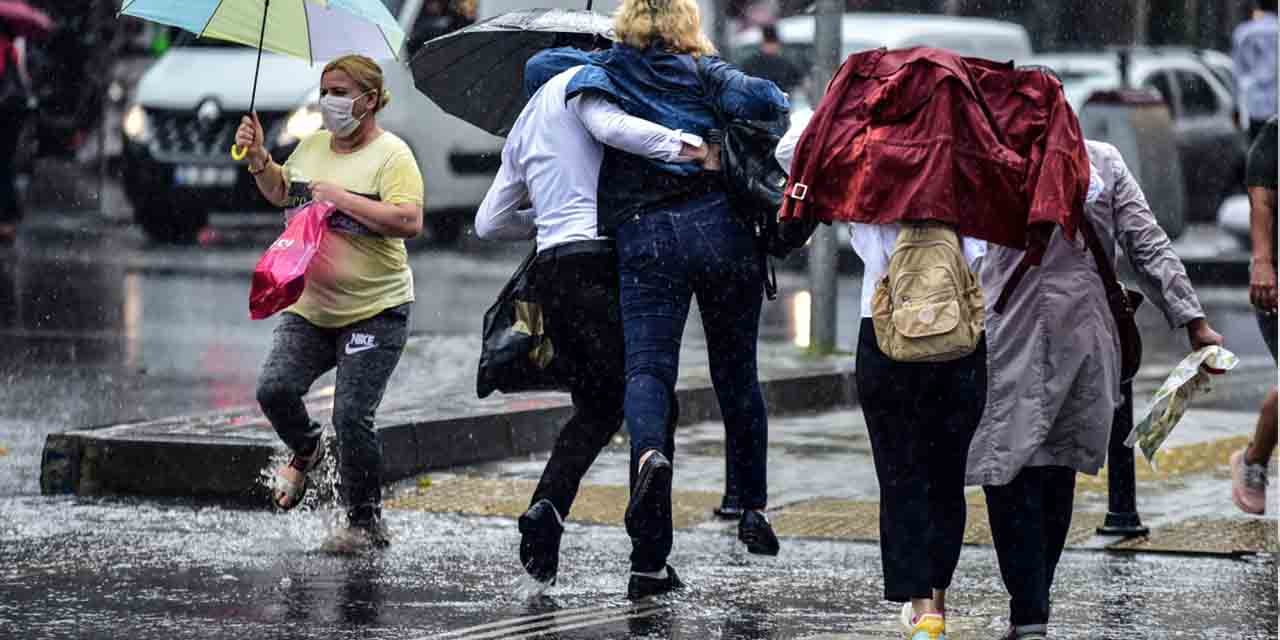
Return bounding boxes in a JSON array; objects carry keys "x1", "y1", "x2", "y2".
[{"x1": 40, "y1": 369, "x2": 857, "y2": 502}]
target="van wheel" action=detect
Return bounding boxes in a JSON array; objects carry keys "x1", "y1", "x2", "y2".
[
  {"x1": 425, "y1": 212, "x2": 464, "y2": 246},
  {"x1": 135, "y1": 204, "x2": 210, "y2": 244}
]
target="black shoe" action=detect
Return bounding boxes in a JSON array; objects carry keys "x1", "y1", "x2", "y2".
[
  {"x1": 518, "y1": 499, "x2": 563, "y2": 585},
  {"x1": 713, "y1": 494, "x2": 743, "y2": 520},
  {"x1": 738, "y1": 510, "x2": 779, "y2": 556},
  {"x1": 627, "y1": 564, "x2": 684, "y2": 600},
  {"x1": 625, "y1": 451, "x2": 673, "y2": 543}
]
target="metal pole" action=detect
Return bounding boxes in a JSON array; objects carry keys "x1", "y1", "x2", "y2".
[
  {"x1": 1097, "y1": 381, "x2": 1151, "y2": 537},
  {"x1": 1133, "y1": 0, "x2": 1150, "y2": 45},
  {"x1": 807, "y1": 0, "x2": 841, "y2": 354}
]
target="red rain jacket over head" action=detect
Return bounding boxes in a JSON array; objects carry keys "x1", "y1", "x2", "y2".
[{"x1": 780, "y1": 47, "x2": 1090, "y2": 263}]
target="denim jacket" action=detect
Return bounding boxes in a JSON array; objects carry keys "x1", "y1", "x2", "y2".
[{"x1": 525, "y1": 44, "x2": 788, "y2": 232}]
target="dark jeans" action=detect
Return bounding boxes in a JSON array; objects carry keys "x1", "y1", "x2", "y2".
[
  {"x1": 0, "y1": 117, "x2": 21, "y2": 225},
  {"x1": 256, "y1": 304, "x2": 409, "y2": 522},
  {"x1": 856, "y1": 318, "x2": 987, "y2": 602},
  {"x1": 525, "y1": 243, "x2": 626, "y2": 520},
  {"x1": 617, "y1": 192, "x2": 768, "y2": 572},
  {"x1": 984, "y1": 465, "x2": 1078, "y2": 630}
]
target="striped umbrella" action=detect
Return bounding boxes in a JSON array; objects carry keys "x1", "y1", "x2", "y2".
[{"x1": 118, "y1": 0, "x2": 406, "y2": 159}]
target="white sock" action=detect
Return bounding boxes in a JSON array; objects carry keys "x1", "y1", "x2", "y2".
[{"x1": 631, "y1": 568, "x2": 668, "y2": 580}]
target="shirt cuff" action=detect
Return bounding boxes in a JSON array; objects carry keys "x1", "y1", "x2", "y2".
[{"x1": 665, "y1": 131, "x2": 704, "y2": 163}]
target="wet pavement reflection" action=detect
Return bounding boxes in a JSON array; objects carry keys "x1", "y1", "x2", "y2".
[{"x1": 1, "y1": 216, "x2": 1276, "y2": 638}]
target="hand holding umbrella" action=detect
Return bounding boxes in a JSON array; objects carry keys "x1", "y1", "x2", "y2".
[{"x1": 235, "y1": 113, "x2": 268, "y2": 170}]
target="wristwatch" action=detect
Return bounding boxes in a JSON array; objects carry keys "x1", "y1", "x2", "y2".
[{"x1": 248, "y1": 159, "x2": 269, "y2": 175}]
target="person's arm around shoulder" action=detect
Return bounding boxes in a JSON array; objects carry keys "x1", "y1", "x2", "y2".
[
  {"x1": 572, "y1": 93, "x2": 706, "y2": 163},
  {"x1": 312, "y1": 142, "x2": 424, "y2": 238},
  {"x1": 236, "y1": 114, "x2": 289, "y2": 208},
  {"x1": 1103, "y1": 144, "x2": 1222, "y2": 349},
  {"x1": 700, "y1": 55, "x2": 789, "y2": 121}
]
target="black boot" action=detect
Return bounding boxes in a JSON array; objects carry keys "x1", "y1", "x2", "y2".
[
  {"x1": 738, "y1": 510, "x2": 779, "y2": 556},
  {"x1": 627, "y1": 564, "x2": 684, "y2": 600},
  {"x1": 518, "y1": 499, "x2": 563, "y2": 585}
]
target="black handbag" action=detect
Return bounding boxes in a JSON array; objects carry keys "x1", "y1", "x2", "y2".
[
  {"x1": 694, "y1": 58, "x2": 816, "y2": 300},
  {"x1": 476, "y1": 250, "x2": 567, "y2": 398},
  {"x1": 1079, "y1": 216, "x2": 1145, "y2": 383}
]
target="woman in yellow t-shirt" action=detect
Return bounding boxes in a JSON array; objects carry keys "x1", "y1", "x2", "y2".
[{"x1": 235, "y1": 54, "x2": 424, "y2": 552}]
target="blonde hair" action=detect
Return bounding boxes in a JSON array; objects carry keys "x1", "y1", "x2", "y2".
[
  {"x1": 614, "y1": 0, "x2": 716, "y2": 56},
  {"x1": 323, "y1": 54, "x2": 392, "y2": 111}
]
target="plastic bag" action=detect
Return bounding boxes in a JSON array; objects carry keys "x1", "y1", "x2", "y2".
[
  {"x1": 1126, "y1": 346, "x2": 1239, "y2": 468},
  {"x1": 476, "y1": 249, "x2": 566, "y2": 398},
  {"x1": 249, "y1": 201, "x2": 335, "y2": 320}
]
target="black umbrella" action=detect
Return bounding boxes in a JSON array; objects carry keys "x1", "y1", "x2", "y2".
[{"x1": 409, "y1": 8, "x2": 614, "y2": 137}]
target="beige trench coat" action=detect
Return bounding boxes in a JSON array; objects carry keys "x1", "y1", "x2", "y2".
[{"x1": 965, "y1": 141, "x2": 1205, "y2": 487}]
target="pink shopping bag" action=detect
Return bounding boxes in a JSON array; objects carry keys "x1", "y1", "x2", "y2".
[{"x1": 249, "y1": 201, "x2": 335, "y2": 320}]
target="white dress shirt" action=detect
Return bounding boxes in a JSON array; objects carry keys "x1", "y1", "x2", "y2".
[
  {"x1": 775, "y1": 110, "x2": 987, "y2": 317},
  {"x1": 475, "y1": 67, "x2": 702, "y2": 251}
]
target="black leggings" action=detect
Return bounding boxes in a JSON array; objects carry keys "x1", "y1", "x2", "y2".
[
  {"x1": 855, "y1": 318, "x2": 987, "y2": 602},
  {"x1": 984, "y1": 465, "x2": 1078, "y2": 631}
]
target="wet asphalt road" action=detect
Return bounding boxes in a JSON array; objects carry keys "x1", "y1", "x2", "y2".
[
  {"x1": 0, "y1": 496, "x2": 1275, "y2": 640},
  {"x1": 0, "y1": 213, "x2": 1277, "y2": 639}
]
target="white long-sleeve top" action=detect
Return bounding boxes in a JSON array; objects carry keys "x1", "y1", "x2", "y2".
[
  {"x1": 774, "y1": 110, "x2": 987, "y2": 317},
  {"x1": 475, "y1": 66, "x2": 702, "y2": 251}
]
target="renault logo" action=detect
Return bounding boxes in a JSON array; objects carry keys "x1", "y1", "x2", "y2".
[{"x1": 196, "y1": 99, "x2": 222, "y2": 125}]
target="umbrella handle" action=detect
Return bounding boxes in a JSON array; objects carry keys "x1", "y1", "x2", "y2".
[{"x1": 231, "y1": 145, "x2": 249, "y2": 161}]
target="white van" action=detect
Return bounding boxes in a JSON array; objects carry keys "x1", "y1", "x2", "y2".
[{"x1": 119, "y1": 0, "x2": 718, "y2": 243}]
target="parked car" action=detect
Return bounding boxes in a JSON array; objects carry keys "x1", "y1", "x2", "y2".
[
  {"x1": 121, "y1": 0, "x2": 506, "y2": 243},
  {"x1": 730, "y1": 12, "x2": 1034, "y2": 84},
  {"x1": 1029, "y1": 48, "x2": 1249, "y2": 224}
]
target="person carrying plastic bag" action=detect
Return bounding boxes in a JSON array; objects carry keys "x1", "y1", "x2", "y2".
[{"x1": 235, "y1": 54, "x2": 424, "y2": 553}]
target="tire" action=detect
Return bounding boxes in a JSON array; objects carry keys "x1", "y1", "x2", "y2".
[
  {"x1": 134, "y1": 203, "x2": 209, "y2": 244},
  {"x1": 424, "y1": 212, "x2": 465, "y2": 246}
]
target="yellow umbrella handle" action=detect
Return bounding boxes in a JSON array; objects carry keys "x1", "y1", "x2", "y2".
[{"x1": 231, "y1": 145, "x2": 249, "y2": 161}]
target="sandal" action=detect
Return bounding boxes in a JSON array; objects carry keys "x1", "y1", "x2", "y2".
[{"x1": 272, "y1": 440, "x2": 325, "y2": 511}]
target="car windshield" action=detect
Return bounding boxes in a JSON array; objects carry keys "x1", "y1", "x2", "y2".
[{"x1": 729, "y1": 40, "x2": 880, "y2": 70}]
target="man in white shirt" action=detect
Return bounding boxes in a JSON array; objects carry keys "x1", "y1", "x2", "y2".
[{"x1": 475, "y1": 61, "x2": 703, "y2": 591}]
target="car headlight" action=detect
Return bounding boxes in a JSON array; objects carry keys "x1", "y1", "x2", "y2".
[
  {"x1": 277, "y1": 104, "x2": 323, "y2": 146},
  {"x1": 122, "y1": 104, "x2": 151, "y2": 143}
]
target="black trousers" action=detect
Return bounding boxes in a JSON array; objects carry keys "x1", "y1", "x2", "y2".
[
  {"x1": 984, "y1": 465, "x2": 1077, "y2": 630},
  {"x1": 855, "y1": 318, "x2": 987, "y2": 602},
  {"x1": 525, "y1": 242, "x2": 628, "y2": 521}
]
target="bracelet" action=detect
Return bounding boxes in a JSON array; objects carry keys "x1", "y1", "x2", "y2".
[{"x1": 248, "y1": 159, "x2": 270, "y2": 175}]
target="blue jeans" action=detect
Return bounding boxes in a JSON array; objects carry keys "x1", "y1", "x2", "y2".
[{"x1": 617, "y1": 192, "x2": 769, "y2": 515}]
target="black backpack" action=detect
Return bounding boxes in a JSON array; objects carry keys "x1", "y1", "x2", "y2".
[{"x1": 694, "y1": 57, "x2": 816, "y2": 299}]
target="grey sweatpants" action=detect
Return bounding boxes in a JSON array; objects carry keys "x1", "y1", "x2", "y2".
[{"x1": 256, "y1": 304, "x2": 409, "y2": 521}]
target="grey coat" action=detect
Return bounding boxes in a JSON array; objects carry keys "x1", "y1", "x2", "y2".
[{"x1": 965, "y1": 141, "x2": 1205, "y2": 487}]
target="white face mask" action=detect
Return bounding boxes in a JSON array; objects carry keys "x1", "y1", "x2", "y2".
[{"x1": 319, "y1": 90, "x2": 373, "y2": 138}]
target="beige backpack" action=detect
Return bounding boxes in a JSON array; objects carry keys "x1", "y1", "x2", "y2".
[{"x1": 871, "y1": 223, "x2": 984, "y2": 363}]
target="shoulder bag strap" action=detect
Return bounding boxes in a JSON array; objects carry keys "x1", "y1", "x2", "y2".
[{"x1": 1077, "y1": 214, "x2": 1132, "y2": 316}]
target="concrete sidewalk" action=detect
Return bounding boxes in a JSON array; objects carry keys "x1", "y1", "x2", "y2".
[
  {"x1": 40, "y1": 339, "x2": 856, "y2": 500},
  {"x1": 386, "y1": 358, "x2": 1279, "y2": 558}
]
